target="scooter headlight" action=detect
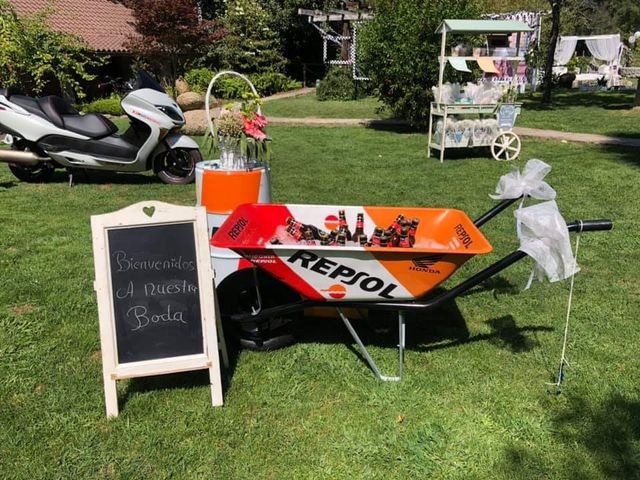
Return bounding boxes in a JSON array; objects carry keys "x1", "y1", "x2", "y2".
[{"x1": 155, "y1": 105, "x2": 183, "y2": 122}]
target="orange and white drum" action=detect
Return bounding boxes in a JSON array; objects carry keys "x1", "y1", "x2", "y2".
[{"x1": 196, "y1": 160, "x2": 272, "y2": 285}]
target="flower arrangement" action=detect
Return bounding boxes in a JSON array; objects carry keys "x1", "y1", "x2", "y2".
[{"x1": 207, "y1": 92, "x2": 271, "y2": 168}]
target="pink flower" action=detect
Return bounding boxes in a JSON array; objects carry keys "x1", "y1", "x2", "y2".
[
  {"x1": 252, "y1": 113, "x2": 268, "y2": 129},
  {"x1": 242, "y1": 116, "x2": 267, "y2": 140}
]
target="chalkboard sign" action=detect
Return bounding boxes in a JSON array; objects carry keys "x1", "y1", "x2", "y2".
[
  {"x1": 498, "y1": 104, "x2": 518, "y2": 130},
  {"x1": 91, "y1": 201, "x2": 225, "y2": 417}
]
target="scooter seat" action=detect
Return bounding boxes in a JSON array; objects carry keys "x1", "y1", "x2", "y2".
[
  {"x1": 6, "y1": 94, "x2": 51, "y2": 123},
  {"x1": 61, "y1": 113, "x2": 118, "y2": 139},
  {"x1": 38, "y1": 95, "x2": 117, "y2": 139}
]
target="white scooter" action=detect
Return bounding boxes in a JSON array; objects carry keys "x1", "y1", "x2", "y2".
[{"x1": 0, "y1": 71, "x2": 201, "y2": 184}]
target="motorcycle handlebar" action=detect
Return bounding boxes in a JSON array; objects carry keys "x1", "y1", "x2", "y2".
[{"x1": 567, "y1": 220, "x2": 613, "y2": 232}]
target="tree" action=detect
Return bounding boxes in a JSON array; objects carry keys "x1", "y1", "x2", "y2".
[
  {"x1": 542, "y1": 0, "x2": 563, "y2": 105},
  {"x1": 359, "y1": 0, "x2": 481, "y2": 125},
  {"x1": 0, "y1": 0, "x2": 100, "y2": 98},
  {"x1": 124, "y1": 0, "x2": 223, "y2": 90},
  {"x1": 218, "y1": 0, "x2": 286, "y2": 74}
]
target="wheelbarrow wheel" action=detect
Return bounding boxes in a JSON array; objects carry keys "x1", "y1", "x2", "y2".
[
  {"x1": 491, "y1": 131, "x2": 521, "y2": 161},
  {"x1": 217, "y1": 269, "x2": 301, "y2": 352}
]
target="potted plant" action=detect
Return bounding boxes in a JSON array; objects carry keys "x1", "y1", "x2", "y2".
[{"x1": 207, "y1": 92, "x2": 271, "y2": 169}]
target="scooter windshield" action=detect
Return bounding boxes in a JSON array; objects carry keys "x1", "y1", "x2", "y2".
[{"x1": 136, "y1": 71, "x2": 165, "y2": 93}]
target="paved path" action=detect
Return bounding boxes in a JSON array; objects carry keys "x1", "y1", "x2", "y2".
[
  {"x1": 266, "y1": 116, "x2": 640, "y2": 147},
  {"x1": 262, "y1": 87, "x2": 315, "y2": 102}
]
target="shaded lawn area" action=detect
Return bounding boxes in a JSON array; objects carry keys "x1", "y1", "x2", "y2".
[
  {"x1": 262, "y1": 93, "x2": 390, "y2": 119},
  {"x1": 263, "y1": 90, "x2": 640, "y2": 139},
  {"x1": 503, "y1": 89, "x2": 640, "y2": 138},
  {"x1": 1, "y1": 126, "x2": 639, "y2": 479}
]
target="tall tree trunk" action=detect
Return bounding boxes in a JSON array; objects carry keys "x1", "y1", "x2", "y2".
[
  {"x1": 341, "y1": 21, "x2": 350, "y2": 61},
  {"x1": 542, "y1": 0, "x2": 562, "y2": 105}
]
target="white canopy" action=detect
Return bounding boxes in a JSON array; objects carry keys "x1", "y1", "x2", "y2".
[{"x1": 554, "y1": 34, "x2": 622, "y2": 66}]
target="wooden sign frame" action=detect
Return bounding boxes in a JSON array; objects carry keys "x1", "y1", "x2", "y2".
[{"x1": 91, "y1": 201, "x2": 226, "y2": 417}]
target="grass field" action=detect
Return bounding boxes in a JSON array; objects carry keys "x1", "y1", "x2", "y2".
[
  {"x1": 1, "y1": 126, "x2": 639, "y2": 479},
  {"x1": 518, "y1": 90, "x2": 640, "y2": 138},
  {"x1": 262, "y1": 94, "x2": 389, "y2": 119},
  {"x1": 263, "y1": 90, "x2": 640, "y2": 139}
]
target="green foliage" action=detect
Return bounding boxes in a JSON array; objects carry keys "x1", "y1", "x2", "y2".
[
  {"x1": 316, "y1": 67, "x2": 368, "y2": 101},
  {"x1": 252, "y1": 72, "x2": 302, "y2": 96},
  {"x1": 0, "y1": 0, "x2": 100, "y2": 98},
  {"x1": 359, "y1": 0, "x2": 481, "y2": 124},
  {"x1": 184, "y1": 68, "x2": 302, "y2": 98},
  {"x1": 77, "y1": 94, "x2": 124, "y2": 116},
  {"x1": 218, "y1": 0, "x2": 286, "y2": 74}
]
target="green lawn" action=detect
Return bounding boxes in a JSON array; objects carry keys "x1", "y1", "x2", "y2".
[
  {"x1": 518, "y1": 90, "x2": 640, "y2": 138},
  {"x1": 1, "y1": 127, "x2": 639, "y2": 479},
  {"x1": 262, "y1": 93, "x2": 389, "y2": 119},
  {"x1": 263, "y1": 90, "x2": 640, "y2": 139}
]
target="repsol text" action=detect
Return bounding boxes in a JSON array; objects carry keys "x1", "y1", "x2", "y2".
[{"x1": 287, "y1": 250, "x2": 398, "y2": 299}]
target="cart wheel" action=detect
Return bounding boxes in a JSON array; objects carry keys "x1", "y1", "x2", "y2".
[
  {"x1": 217, "y1": 269, "x2": 301, "y2": 352},
  {"x1": 491, "y1": 131, "x2": 521, "y2": 161}
]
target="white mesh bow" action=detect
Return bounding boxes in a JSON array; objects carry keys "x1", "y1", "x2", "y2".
[
  {"x1": 515, "y1": 200, "x2": 580, "y2": 289},
  {"x1": 489, "y1": 159, "x2": 557, "y2": 200}
]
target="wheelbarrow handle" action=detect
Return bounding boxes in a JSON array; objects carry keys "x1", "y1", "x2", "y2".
[
  {"x1": 474, "y1": 196, "x2": 523, "y2": 228},
  {"x1": 567, "y1": 219, "x2": 613, "y2": 232}
]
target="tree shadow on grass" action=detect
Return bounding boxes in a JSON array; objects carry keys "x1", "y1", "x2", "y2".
[
  {"x1": 597, "y1": 144, "x2": 640, "y2": 168},
  {"x1": 522, "y1": 90, "x2": 637, "y2": 111},
  {"x1": 47, "y1": 169, "x2": 158, "y2": 185},
  {"x1": 501, "y1": 393, "x2": 640, "y2": 479}
]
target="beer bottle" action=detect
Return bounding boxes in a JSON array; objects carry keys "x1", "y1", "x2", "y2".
[
  {"x1": 359, "y1": 235, "x2": 368, "y2": 247},
  {"x1": 286, "y1": 224, "x2": 304, "y2": 242},
  {"x1": 388, "y1": 214, "x2": 404, "y2": 235},
  {"x1": 319, "y1": 232, "x2": 331, "y2": 246},
  {"x1": 379, "y1": 233, "x2": 390, "y2": 247},
  {"x1": 352, "y1": 213, "x2": 366, "y2": 244},
  {"x1": 398, "y1": 226, "x2": 411, "y2": 248},
  {"x1": 303, "y1": 227, "x2": 317, "y2": 245},
  {"x1": 336, "y1": 232, "x2": 347, "y2": 246},
  {"x1": 408, "y1": 218, "x2": 420, "y2": 246},
  {"x1": 370, "y1": 227, "x2": 383, "y2": 247},
  {"x1": 338, "y1": 209, "x2": 352, "y2": 241},
  {"x1": 301, "y1": 222, "x2": 326, "y2": 240},
  {"x1": 385, "y1": 228, "x2": 398, "y2": 246}
]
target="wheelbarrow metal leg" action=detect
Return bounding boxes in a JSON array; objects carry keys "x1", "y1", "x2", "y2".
[{"x1": 337, "y1": 308, "x2": 405, "y2": 382}]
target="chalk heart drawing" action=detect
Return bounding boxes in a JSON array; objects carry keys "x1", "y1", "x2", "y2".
[{"x1": 143, "y1": 206, "x2": 156, "y2": 218}]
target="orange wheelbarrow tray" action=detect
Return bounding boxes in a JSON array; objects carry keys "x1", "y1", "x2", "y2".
[{"x1": 211, "y1": 198, "x2": 612, "y2": 381}]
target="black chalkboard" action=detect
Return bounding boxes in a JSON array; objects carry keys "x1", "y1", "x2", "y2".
[{"x1": 108, "y1": 223, "x2": 204, "y2": 363}]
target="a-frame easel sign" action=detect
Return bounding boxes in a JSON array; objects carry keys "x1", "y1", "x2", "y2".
[{"x1": 91, "y1": 201, "x2": 225, "y2": 417}]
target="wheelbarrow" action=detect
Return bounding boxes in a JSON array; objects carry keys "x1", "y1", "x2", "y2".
[{"x1": 211, "y1": 198, "x2": 612, "y2": 381}]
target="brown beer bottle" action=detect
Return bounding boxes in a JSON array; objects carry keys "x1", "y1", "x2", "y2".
[
  {"x1": 303, "y1": 227, "x2": 317, "y2": 245},
  {"x1": 319, "y1": 232, "x2": 331, "y2": 246},
  {"x1": 388, "y1": 214, "x2": 404, "y2": 235},
  {"x1": 286, "y1": 224, "x2": 304, "y2": 242},
  {"x1": 359, "y1": 235, "x2": 368, "y2": 247},
  {"x1": 398, "y1": 226, "x2": 411, "y2": 248},
  {"x1": 352, "y1": 213, "x2": 366, "y2": 244},
  {"x1": 336, "y1": 232, "x2": 347, "y2": 246},
  {"x1": 338, "y1": 209, "x2": 352, "y2": 241},
  {"x1": 370, "y1": 227, "x2": 383, "y2": 247},
  {"x1": 379, "y1": 233, "x2": 390, "y2": 247},
  {"x1": 408, "y1": 218, "x2": 420, "y2": 246}
]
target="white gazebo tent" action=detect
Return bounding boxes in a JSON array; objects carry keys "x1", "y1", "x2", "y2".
[{"x1": 553, "y1": 34, "x2": 624, "y2": 87}]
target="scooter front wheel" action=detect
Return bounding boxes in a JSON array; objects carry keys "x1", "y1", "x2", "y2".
[{"x1": 154, "y1": 148, "x2": 201, "y2": 184}]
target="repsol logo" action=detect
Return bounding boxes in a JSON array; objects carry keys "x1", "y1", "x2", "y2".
[
  {"x1": 410, "y1": 254, "x2": 443, "y2": 274},
  {"x1": 287, "y1": 250, "x2": 399, "y2": 299},
  {"x1": 455, "y1": 223, "x2": 473, "y2": 249},
  {"x1": 227, "y1": 216, "x2": 248, "y2": 240}
]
